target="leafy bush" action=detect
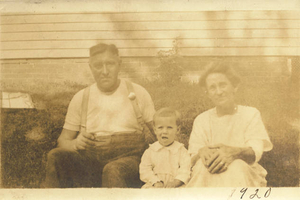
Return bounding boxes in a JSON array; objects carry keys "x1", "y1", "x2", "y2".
[{"x1": 156, "y1": 38, "x2": 183, "y2": 85}]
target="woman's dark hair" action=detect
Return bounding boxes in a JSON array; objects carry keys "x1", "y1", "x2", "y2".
[{"x1": 199, "y1": 64, "x2": 241, "y2": 88}]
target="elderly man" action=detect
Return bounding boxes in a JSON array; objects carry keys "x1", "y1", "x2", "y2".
[{"x1": 44, "y1": 43, "x2": 156, "y2": 188}]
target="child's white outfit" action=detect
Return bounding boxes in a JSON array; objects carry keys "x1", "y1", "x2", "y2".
[{"x1": 139, "y1": 141, "x2": 191, "y2": 188}]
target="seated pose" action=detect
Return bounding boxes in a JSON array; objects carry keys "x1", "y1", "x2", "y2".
[
  {"x1": 139, "y1": 108, "x2": 191, "y2": 188},
  {"x1": 186, "y1": 64, "x2": 273, "y2": 187},
  {"x1": 44, "y1": 43, "x2": 156, "y2": 188}
]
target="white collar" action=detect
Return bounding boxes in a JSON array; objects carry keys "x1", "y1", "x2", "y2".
[{"x1": 149, "y1": 141, "x2": 183, "y2": 154}]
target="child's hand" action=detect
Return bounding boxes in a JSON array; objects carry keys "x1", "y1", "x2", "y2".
[
  {"x1": 164, "y1": 179, "x2": 183, "y2": 188},
  {"x1": 153, "y1": 181, "x2": 164, "y2": 188}
]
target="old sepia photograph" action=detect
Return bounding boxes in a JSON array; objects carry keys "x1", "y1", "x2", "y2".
[{"x1": 0, "y1": 0, "x2": 299, "y2": 199}]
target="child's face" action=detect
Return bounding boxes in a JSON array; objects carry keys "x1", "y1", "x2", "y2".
[{"x1": 154, "y1": 116, "x2": 179, "y2": 147}]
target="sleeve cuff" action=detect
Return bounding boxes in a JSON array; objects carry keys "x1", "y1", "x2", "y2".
[
  {"x1": 175, "y1": 174, "x2": 190, "y2": 184},
  {"x1": 63, "y1": 122, "x2": 80, "y2": 132},
  {"x1": 247, "y1": 140, "x2": 264, "y2": 163}
]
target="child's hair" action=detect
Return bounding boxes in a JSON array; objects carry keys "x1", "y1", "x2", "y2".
[{"x1": 153, "y1": 107, "x2": 181, "y2": 126}]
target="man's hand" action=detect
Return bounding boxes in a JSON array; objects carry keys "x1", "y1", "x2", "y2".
[
  {"x1": 74, "y1": 131, "x2": 95, "y2": 150},
  {"x1": 153, "y1": 181, "x2": 164, "y2": 188},
  {"x1": 206, "y1": 144, "x2": 240, "y2": 174},
  {"x1": 164, "y1": 179, "x2": 183, "y2": 188},
  {"x1": 197, "y1": 146, "x2": 218, "y2": 168}
]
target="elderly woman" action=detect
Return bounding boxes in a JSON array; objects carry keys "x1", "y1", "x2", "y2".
[{"x1": 186, "y1": 64, "x2": 273, "y2": 187}]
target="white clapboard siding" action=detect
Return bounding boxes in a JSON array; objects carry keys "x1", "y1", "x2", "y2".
[
  {"x1": 1, "y1": 38, "x2": 299, "y2": 50},
  {"x1": 2, "y1": 20, "x2": 300, "y2": 32},
  {"x1": 1, "y1": 47, "x2": 299, "y2": 59},
  {"x1": 2, "y1": 30, "x2": 299, "y2": 41},
  {"x1": 1, "y1": 11, "x2": 299, "y2": 24},
  {"x1": 181, "y1": 47, "x2": 300, "y2": 56},
  {"x1": 1, "y1": 11, "x2": 299, "y2": 59}
]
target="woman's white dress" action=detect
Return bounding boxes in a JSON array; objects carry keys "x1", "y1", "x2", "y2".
[{"x1": 187, "y1": 105, "x2": 273, "y2": 187}]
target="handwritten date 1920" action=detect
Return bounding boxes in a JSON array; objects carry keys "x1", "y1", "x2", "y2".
[{"x1": 240, "y1": 188, "x2": 271, "y2": 199}]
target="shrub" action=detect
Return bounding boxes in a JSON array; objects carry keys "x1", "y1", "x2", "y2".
[{"x1": 156, "y1": 38, "x2": 183, "y2": 85}]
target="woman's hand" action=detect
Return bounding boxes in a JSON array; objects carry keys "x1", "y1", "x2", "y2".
[
  {"x1": 198, "y1": 146, "x2": 218, "y2": 168},
  {"x1": 206, "y1": 143, "x2": 256, "y2": 174},
  {"x1": 206, "y1": 144, "x2": 240, "y2": 174},
  {"x1": 74, "y1": 131, "x2": 95, "y2": 150}
]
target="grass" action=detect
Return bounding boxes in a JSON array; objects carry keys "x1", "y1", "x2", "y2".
[{"x1": 1, "y1": 78, "x2": 299, "y2": 187}]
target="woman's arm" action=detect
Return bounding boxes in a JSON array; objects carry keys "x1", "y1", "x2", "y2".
[
  {"x1": 191, "y1": 146, "x2": 219, "y2": 168},
  {"x1": 191, "y1": 154, "x2": 200, "y2": 167},
  {"x1": 188, "y1": 114, "x2": 211, "y2": 167},
  {"x1": 206, "y1": 144, "x2": 255, "y2": 174}
]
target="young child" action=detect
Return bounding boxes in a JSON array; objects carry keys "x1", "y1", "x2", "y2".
[{"x1": 139, "y1": 107, "x2": 191, "y2": 188}]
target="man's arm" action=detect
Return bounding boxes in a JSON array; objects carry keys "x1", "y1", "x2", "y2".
[
  {"x1": 57, "y1": 129, "x2": 78, "y2": 150},
  {"x1": 57, "y1": 129, "x2": 95, "y2": 151},
  {"x1": 145, "y1": 121, "x2": 155, "y2": 136},
  {"x1": 145, "y1": 121, "x2": 157, "y2": 144}
]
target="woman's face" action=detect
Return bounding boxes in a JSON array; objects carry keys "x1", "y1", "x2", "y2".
[{"x1": 205, "y1": 73, "x2": 237, "y2": 108}]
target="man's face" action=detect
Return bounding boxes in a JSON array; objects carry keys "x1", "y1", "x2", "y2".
[
  {"x1": 205, "y1": 73, "x2": 237, "y2": 108},
  {"x1": 154, "y1": 116, "x2": 179, "y2": 147},
  {"x1": 89, "y1": 51, "x2": 121, "y2": 92}
]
